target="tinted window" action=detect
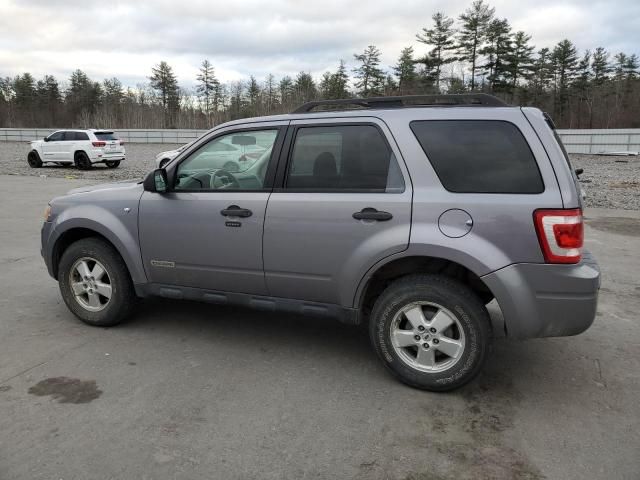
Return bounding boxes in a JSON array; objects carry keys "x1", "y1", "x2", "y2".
[
  {"x1": 286, "y1": 125, "x2": 404, "y2": 192},
  {"x1": 410, "y1": 120, "x2": 544, "y2": 194},
  {"x1": 64, "y1": 131, "x2": 88, "y2": 141},
  {"x1": 48, "y1": 132, "x2": 63, "y2": 141},
  {"x1": 95, "y1": 132, "x2": 118, "y2": 141}
]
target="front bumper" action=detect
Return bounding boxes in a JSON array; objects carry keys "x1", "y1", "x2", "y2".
[
  {"x1": 482, "y1": 251, "x2": 600, "y2": 339},
  {"x1": 41, "y1": 221, "x2": 56, "y2": 279}
]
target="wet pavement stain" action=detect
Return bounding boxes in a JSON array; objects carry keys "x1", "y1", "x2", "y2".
[
  {"x1": 586, "y1": 217, "x2": 640, "y2": 237},
  {"x1": 28, "y1": 377, "x2": 102, "y2": 404}
]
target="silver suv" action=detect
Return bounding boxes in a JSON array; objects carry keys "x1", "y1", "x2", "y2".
[{"x1": 40, "y1": 94, "x2": 600, "y2": 391}]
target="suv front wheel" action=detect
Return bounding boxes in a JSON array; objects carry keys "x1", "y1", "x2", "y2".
[
  {"x1": 369, "y1": 274, "x2": 491, "y2": 391},
  {"x1": 58, "y1": 238, "x2": 137, "y2": 327}
]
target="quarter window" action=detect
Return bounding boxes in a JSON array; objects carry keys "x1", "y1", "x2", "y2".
[
  {"x1": 410, "y1": 120, "x2": 544, "y2": 194},
  {"x1": 285, "y1": 125, "x2": 404, "y2": 192}
]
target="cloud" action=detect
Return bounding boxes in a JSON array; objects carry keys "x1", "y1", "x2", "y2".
[{"x1": 1, "y1": 0, "x2": 638, "y2": 88}]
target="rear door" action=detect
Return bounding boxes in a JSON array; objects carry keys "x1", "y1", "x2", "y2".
[{"x1": 262, "y1": 118, "x2": 412, "y2": 307}]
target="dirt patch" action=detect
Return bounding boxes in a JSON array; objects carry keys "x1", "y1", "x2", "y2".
[
  {"x1": 0, "y1": 385, "x2": 11, "y2": 392},
  {"x1": 28, "y1": 377, "x2": 102, "y2": 404},
  {"x1": 586, "y1": 217, "x2": 640, "y2": 237}
]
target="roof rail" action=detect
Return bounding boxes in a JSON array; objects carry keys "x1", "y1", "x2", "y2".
[{"x1": 291, "y1": 94, "x2": 508, "y2": 113}]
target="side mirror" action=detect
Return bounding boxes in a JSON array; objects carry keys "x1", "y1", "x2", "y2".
[
  {"x1": 143, "y1": 168, "x2": 168, "y2": 193},
  {"x1": 43, "y1": 136, "x2": 49, "y2": 142},
  {"x1": 575, "y1": 168, "x2": 584, "y2": 177}
]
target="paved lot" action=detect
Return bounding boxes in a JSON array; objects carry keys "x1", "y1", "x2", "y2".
[{"x1": 0, "y1": 175, "x2": 638, "y2": 480}]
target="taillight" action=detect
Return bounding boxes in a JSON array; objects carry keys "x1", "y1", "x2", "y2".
[
  {"x1": 92, "y1": 141, "x2": 106, "y2": 147},
  {"x1": 533, "y1": 208, "x2": 583, "y2": 264}
]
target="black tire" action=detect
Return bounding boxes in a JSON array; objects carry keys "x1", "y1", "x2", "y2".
[
  {"x1": 75, "y1": 152, "x2": 92, "y2": 170},
  {"x1": 369, "y1": 274, "x2": 491, "y2": 392},
  {"x1": 58, "y1": 238, "x2": 137, "y2": 327},
  {"x1": 105, "y1": 160, "x2": 121, "y2": 169},
  {"x1": 27, "y1": 151, "x2": 42, "y2": 168}
]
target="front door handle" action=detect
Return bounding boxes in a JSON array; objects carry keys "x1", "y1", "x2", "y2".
[
  {"x1": 221, "y1": 205, "x2": 252, "y2": 218},
  {"x1": 353, "y1": 208, "x2": 393, "y2": 221}
]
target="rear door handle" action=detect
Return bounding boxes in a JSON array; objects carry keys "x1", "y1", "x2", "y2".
[
  {"x1": 353, "y1": 208, "x2": 393, "y2": 221},
  {"x1": 221, "y1": 205, "x2": 252, "y2": 218}
]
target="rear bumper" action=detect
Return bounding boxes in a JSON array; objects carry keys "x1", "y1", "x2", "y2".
[{"x1": 481, "y1": 251, "x2": 600, "y2": 339}]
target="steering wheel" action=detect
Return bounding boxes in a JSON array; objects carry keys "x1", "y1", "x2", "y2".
[{"x1": 210, "y1": 169, "x2": 240, "y2": 189}]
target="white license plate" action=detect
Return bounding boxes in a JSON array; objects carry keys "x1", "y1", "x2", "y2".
[{"x1": 110, "y1": 144, "x2": 116, "y2": 149}]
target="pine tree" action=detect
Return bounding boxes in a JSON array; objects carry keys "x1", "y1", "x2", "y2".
[
  {"x1": 480, "y1": 18, "x2": 512, "y2": 91},
  {"x1": 591, "y1": 47, "x2": 610, "y2": 86},
  {"x1": 353, "y1": 45, "x2": 385, "y2": 97},
  {"x1": 246, "y1": 75, "x2": 261, "y2": 115},
  {"x1": 13, "y1": 73, "x2": 36, "y2": 126},
  {"x1": 506, "y1": 31, "x2": 534, "y2": 92},
  {"x1": 457, "y1": 0, "x2": 495, "y2": 90},
  {"x1": 416, "y1": 12, "x2": 456, "y2": 90},
  {"x1": 66, "y1": 69, "x2": 103, "y2": 124},
  {"x1": 196, "y1": 59, "x2": 219, "y2": 121},
  {"x1": 393, "y1": 47, "x2": 418, "y2": 94},
  {"x1": 149, "y1": 61, "x2": 180, "y2": 126},
  {"x1": 328, "y1": 60, "x2": 350, "y2": 99},
  {"x1": 551, "y1": 40, "x2": 579, "y2": 123},
  {"x1": 279, "y1": 76, "x2": 294, "y2": 106},
  {"x1": 294, "y1": 72, "x2": 317, "y2": 103}
]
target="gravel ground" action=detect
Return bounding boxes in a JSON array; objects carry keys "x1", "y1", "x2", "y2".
[
  {"x1": 1, "y1": 142, "x2": 639, "y2": 209},
  {"x1": 0, "y1": 141, "x2": 181, "y2": 182}
]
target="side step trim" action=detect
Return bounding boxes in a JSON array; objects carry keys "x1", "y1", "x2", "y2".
[{"x1": 141, "y1": 283, "x2": 361, "y2": 325}]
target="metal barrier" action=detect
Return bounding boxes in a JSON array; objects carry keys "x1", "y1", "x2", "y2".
[
  {"x1": 0, "y1": 128, "x2": 206, "y2": 144},
  {"x1": 1, "y1": 127, "x2": 639, "y2": 154}
]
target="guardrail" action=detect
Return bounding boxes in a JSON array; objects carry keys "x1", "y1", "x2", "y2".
[
  {"x1": 0, "y1": 128, "x2": 206, "y2": 144},
  {"x1": 1, "y1": 127, "x2": 639, "y2": 154},
  {"x1": 555, "y1": 129, "x2": 640, "y2": 154}
]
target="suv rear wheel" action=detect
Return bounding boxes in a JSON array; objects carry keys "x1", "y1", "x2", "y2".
[
  {"x1": 369, "y1": 274, "x2": 491, "y2": 391},
  {"x1": 105, "y1": 160, "x2": 120, "y2": 169},
  {"x1": 75, "y1": 152, "x2": 92, "y2": 170},
  {"x1": 27, "y1": 151, "x2": 42, "y2": 168},
  {"x1": 58, "y1": 238, "x2": 137, "y2": 327}
]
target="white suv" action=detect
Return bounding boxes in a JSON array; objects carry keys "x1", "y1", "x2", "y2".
[{"x1": 27, "y1": 129, "x2": 126, "y2": 170}]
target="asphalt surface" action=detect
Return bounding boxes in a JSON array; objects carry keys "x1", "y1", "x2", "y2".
[{"x1": 0, "y1": 175, "x2": 638, "y2": 480}]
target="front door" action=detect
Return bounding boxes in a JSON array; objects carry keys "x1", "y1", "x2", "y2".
[
  {"x1": 139, "y1": 124, "x2": 286, "y2": 295},
  {"x1": 263, "y1": 119, "x2": 413, "y2": 307},
  {"x1": 41, "y1": 131, "x2": 64, "y2": 161}
]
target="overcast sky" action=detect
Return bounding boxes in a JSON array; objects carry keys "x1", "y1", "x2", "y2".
[{"x1": 1, "y1": 0, "x2": 638, "y2": 89}]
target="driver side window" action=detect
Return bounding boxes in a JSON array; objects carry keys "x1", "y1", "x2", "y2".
[{"x1": 175, "y1": 129, "x2": 278, "y2": 191}]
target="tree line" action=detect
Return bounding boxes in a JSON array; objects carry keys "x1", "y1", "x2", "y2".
[{"x1": 1, "y1": 0, "x2": 638, "y2": 130}]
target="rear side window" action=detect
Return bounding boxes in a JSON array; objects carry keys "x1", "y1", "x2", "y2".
[
  {"x1": 95, "y1": 132, "x2": 118, "y2": 141},
  {"x1": 65, "y1": 131, "x2": 89, "y2": 141},
  {"x1": 285, "y1": 125, "x2": 404, "y2": 192},
  {"x1": 410, "y1": 120, "x2": 544, "y2": 194}
]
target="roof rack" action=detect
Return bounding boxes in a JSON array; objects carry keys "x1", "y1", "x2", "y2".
[{"x1": 291, "y1": 93, "x2": 508, "y2": 113}]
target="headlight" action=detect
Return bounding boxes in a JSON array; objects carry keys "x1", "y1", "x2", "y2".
[{"x1": 44, "y1": 205, "x2": 52, "y2": 221}]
